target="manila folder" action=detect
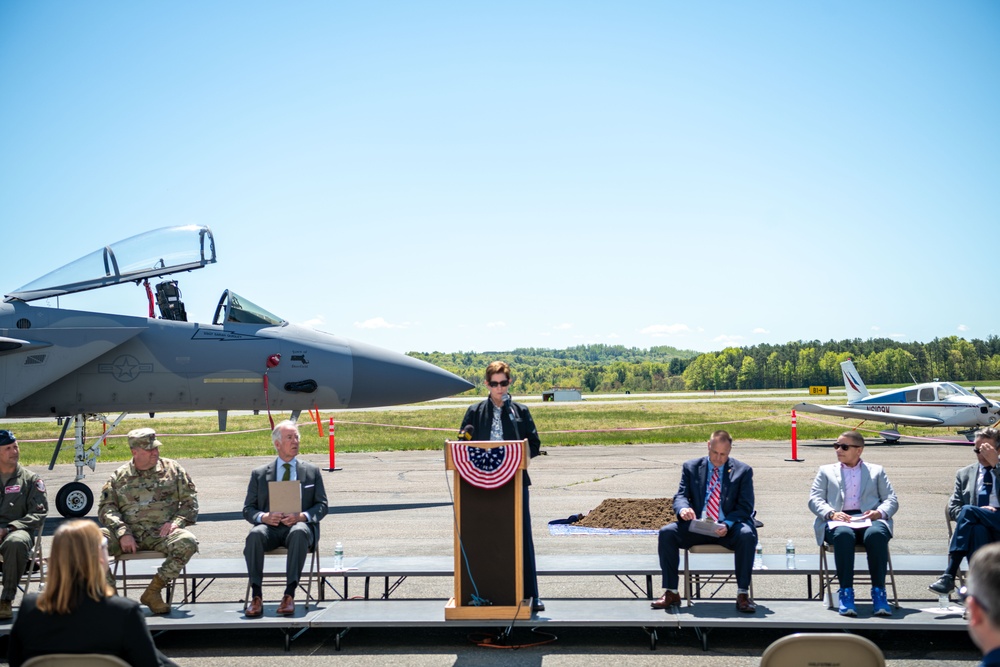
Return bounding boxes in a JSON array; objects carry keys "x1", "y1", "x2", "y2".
[{"x1": 268, "y1": 481, "x2": 301, "y2": 514}]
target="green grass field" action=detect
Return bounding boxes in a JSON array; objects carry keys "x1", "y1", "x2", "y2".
[{"x1": 6, "y1": 395, "x2": 970, "y2": 466}]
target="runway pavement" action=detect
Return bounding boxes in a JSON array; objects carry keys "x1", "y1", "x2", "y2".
[{"x1": 5, "y1": 437, "x2": 984, "y2": 666}]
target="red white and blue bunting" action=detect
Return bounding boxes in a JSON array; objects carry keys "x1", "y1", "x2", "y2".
[{"x1": 450, "y1": 442, "x2": 523, "y2": 489}]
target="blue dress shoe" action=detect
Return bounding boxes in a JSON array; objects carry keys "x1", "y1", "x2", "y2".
[{"x1": 838, "y1": 588, "x2": 857, "y2": 617}]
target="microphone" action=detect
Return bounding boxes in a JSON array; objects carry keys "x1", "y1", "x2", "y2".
[{"x1": 458, "y1": 425, "x2": 474, "y2": 441}]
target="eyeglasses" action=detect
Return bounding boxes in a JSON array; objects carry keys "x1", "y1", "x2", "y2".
[
  {"x1": 488, "y1": 380, "x2": 510, "y2": 388},
  {"x1": 833, "y1": 444, "x2": 861, "y2": 450}
]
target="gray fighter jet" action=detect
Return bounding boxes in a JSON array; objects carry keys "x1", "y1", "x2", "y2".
[{"x1": 1, "y1": 226, "x2": 473, "y2": 516}]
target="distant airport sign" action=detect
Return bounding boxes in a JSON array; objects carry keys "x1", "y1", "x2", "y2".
[{"x1": 809, "y1": 386, "x2": 829, "y2": 395}]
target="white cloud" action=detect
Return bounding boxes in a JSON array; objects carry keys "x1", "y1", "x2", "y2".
[
  {"x1": 486, "y1": 321, "x2": 506, "y2": 329},
  {"x1": 641, "y1": 323, "x2": 691, "y2": 336},
  {"x1": 554, "y1": 322, "x2": 573, "y2": 330},
  {"x1": 958, "y1": 324, "x2": 969, "y2": 332},
  {"x1": 303, "y1": 315, "x2": 325, "y2": 328},
  {"x1": 353, "y1": 317, "x2": 411, "y2": 330},
  {"x1": 714, "y1": 334, "x2": 745, "y2": 344},
  {"x1": 752, "y1": 327, "x2": 769, "y2": 334},
  {"x1": 871, "y1": 326, "x2": 880, "y2": 331},
  {"x1": 607, "y1": 332, "x2": 620, "y2": 339},
  {"x1": 888, "y1": 332, "x2": 906, "y2": 339}
]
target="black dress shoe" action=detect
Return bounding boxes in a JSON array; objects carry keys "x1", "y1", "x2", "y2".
[
  {"x1": 651, "y1": 590, "x2": 681, "y2": 609},
  {"x1": 532, "y1": 598, "x2": 545, "y2": 612},
  {"x1": 928, "y1": 574, "x2": 955, "y2": 595}
]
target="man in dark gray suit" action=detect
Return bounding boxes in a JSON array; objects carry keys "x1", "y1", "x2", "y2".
[
  {"x1": 243, "y1": 420, "x2": 328, "y2": 617},
  {"x1": 930, "y1": 427, "x2": 1000, "y2": 596}
]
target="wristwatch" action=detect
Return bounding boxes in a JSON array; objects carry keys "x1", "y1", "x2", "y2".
[{"x1": 827, "y1": 510, "x2": 834, "y2": 520}]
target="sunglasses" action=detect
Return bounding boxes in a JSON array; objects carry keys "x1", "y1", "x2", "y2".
[
  {"x1": 833, "y1": 444, "x2": 861, "y2": 450},
  {"x1": 488, "y1": 380, "x2": 510, "y2": 388}
]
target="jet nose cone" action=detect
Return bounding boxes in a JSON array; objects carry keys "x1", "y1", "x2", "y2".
[{"x1": 347, "y1": 341, "x2": 473, "y2": 408}]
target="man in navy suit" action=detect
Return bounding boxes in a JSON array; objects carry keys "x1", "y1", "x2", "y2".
[
  {"x1": 242, "y1": 420, "x2": 328, "y2": 618},
  {"x1": 652, "y1": 430, "x2": 758, "y2": 613},
  {"x1": 930, "y1": 427, "x2": 1000, "y2": 596}
]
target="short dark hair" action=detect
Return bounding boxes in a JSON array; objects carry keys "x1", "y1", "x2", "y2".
[
  {"x1": 839, "y1": 431, "x2": 865, "y2": 448},
  {"x1": 975, "y1": 427, "x2": 1000, "y2": 446}
]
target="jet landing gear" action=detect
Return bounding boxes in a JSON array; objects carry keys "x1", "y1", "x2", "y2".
[{"x1": 49, "y1": 413, "x2": 127, "y2": 517}]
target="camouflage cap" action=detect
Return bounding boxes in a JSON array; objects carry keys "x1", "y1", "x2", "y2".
[{"x1": 127, "y1": 427, "x2": 161, "y2": 450}]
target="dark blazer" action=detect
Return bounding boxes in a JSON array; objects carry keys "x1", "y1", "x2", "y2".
[
  {"x1": 8, "y1": 592, "x2": 173, "y2": 667},
  {"x1": 242, "y1": 458, "x2": 328, "y2": 541},
  {"x1": 950, "y1": 462, "x2": 999, "y2": 520},
  {"x1": 461, "y1": 398, "x2": 541, "y2": 484},
  {"x1": 673, "y1": 456, "x2": 755, "y2": 529}
]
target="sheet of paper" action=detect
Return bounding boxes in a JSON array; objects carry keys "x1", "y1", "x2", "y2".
[
  {"x1": 689, "y1": 519, "x2": 725, "y2": 536},
  {"x1": 268, "y1": 480, "x2": 301, "y2": 514},
  {"x1": 827, "y1": 517, "x2": 872, "y2": 529}
]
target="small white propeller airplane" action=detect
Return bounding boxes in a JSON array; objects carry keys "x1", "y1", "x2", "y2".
[{"x1": 794, "y1": 359, "x2": 1000, "y2": 441}]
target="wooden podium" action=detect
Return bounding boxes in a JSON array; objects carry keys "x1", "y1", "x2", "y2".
[{"x1": 444, "y1": 439, "x2": 532, "y2": 621}]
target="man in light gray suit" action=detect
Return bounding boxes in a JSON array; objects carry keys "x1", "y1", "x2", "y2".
[
  {"x1": 243, "y1": 420, "x2": 328, "y2": 618},
  {"x1": 929, "y1": 427, "x2": 1000, "y2": 596},
  {"x1": 808, "y1": 431, "x2": 898, "y2": 617}
]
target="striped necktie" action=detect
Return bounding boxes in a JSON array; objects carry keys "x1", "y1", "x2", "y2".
[{"x1": 705, "y1": 467, "x2": 721, "y2": 521}]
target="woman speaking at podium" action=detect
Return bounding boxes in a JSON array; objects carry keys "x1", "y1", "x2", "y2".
[{"x1": 459, "y1": 360, "x2": 544, "y2": 612}]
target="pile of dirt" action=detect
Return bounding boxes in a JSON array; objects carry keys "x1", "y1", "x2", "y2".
[{"x1": 574, "y1": 498, "x2": 676, "y2": 530}]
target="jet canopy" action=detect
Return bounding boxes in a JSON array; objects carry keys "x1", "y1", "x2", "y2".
[{"x1": 5, "y1": 225, "x2": 216, "y2": 302}]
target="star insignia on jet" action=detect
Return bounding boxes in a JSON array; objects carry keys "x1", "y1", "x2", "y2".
[{"x1": 98, "y1": 355, "x2": 154, "y2": 382}]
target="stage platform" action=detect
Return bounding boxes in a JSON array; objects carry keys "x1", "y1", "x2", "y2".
[
  {"x1": 134, "y1": 597, "x2": 971, "y2": 651},
  {"x1": 1, "y1": 551, "x2": 964, "y2": 652}
]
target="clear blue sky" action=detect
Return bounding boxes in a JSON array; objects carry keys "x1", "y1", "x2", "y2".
[{"x1": 2, "y1": 2, "x2": 997, "y2": 355}]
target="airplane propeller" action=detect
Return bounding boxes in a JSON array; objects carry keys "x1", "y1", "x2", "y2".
[{"x1": 972, "y1": 388, "x2": 995, "y2": 409}]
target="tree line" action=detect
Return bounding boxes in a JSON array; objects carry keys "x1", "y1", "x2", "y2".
[{"x1": 410, "y1": 336, "x2": 1000, "y2": 395}]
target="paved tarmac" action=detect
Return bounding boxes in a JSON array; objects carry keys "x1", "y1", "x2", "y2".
[{"x1": 2, "y1": 437, "x2": 984, "y2": 666}]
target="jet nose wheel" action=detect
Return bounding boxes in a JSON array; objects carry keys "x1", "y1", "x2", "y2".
[{"x1": 55, "y1": 482, "x2": 94, "y2": 518}]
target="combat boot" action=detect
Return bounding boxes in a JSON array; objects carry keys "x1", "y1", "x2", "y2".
[
  {"x1": 140, "y1": 574, "x2": 172, "y2": 614},
  {"x1": 0, "y1": 599, "x2": 12, "y2": 620}
]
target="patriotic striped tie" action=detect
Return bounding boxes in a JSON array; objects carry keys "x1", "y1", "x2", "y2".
[{"x1": 705, "y1": 467, "x2": 721, "y2": 521}]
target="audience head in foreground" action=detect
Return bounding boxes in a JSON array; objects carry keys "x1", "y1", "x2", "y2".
[{"x1": 8, "y1": 519, "x2": 177, "y2": 667}]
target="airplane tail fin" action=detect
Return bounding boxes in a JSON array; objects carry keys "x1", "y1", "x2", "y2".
[{"x1": 841, "y1": 360, "x2": 870, "y2": 402}]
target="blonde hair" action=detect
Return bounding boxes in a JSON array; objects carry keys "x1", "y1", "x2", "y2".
[{"x1": 36, "y1": 520, "x2": 114, "y2": 614}]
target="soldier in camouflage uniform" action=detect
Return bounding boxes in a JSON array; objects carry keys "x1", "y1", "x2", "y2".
[
  {"x1": 0, "y1": 430, "x2": 48, "y2": 620},
  {"x1": 98, "y1": 427, "x2": 198, "y2": 614}
]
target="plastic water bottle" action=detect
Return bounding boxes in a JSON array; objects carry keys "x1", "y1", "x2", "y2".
[
  {"x1": 785, "y1": 539, "x2": 796, "y2": 569},
  {"x1": 333, "y1": 541, "x2": 344, "y2": 571},
  {"x1": 754, "y1": 542, "x2": 764, "y2": 570}
]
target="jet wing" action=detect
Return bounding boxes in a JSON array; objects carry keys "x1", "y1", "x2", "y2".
[
  {"x1": 0, "y1": 327, "x2": 146, "y2": 416},
  {"x1": 793, "y1": 402, "x2": 944, "y2": 426}
]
